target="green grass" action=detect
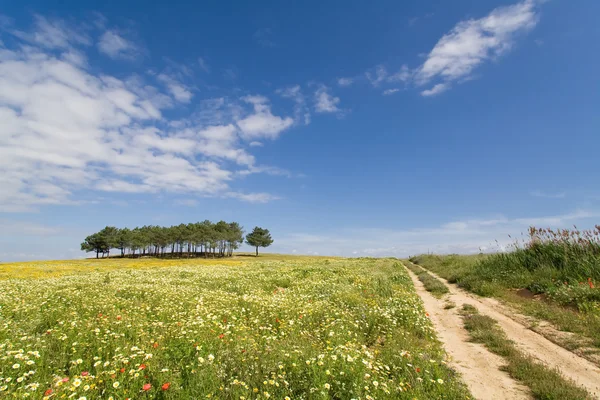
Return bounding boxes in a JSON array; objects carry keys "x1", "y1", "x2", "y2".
[
  {"x1": 411, "y1": 242, "x2": 600, "y2": 349},
  {"x1": 459, "y1": 305, "x2": 591, "y2": 400},
  {"x1": 0, "y1": 257, "x2": 471, "y2": 399},
  {"x1": 404, "y1": 261, "x2": 449, "y2": 298}
]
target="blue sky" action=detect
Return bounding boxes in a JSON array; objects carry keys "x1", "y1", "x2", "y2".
[{"x1": 1, "y1": 0, "x2": 599, "y2": 261}]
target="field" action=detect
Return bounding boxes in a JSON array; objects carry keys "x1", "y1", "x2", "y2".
[{"x1": 0, "y1": 256, "x2": 470, "y2": 399}]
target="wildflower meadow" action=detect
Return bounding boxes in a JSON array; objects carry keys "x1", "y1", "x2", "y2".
[{"x1": 0, "y1": 257, "x2": 470, "y2": 399}]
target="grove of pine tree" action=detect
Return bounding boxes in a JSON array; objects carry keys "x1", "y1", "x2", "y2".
[{"x1": 80, "y1": 221, "x2": 256, "y2": 259}]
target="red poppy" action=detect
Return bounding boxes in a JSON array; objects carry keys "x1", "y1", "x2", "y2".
[
  {"x1": 218, "y1": 334, "x2": 225, "y2": 339},
  {"x1": 161, "y1": 382, "x2": 170, "y2": 391},
  {"x1": 116, "y1": 315, "x2": 122, "y2": 321},
  {"x1": 142, "y1": 383, "x2": 152, "y2": 391},
  {"x1": 44, "y1": 389, "x2": 53, "y2": 396},
  {"x1": 153, "y1": 342, "x2": 159, "y2": 349},
  {"x1": 416, "y1": 368, "x2": 421, "y2": 373},
  {"x1": 61, "y1": 377, "x2": 69, "y2": 383},
  {"x1": 139, "y1": 364, "x2": 147, "y2": 370},
  {"x1": 276, "y1": 318, "x2": 281, "y2": 323},
  {"x1": 120, "y1": 368, "x2": 125, "y2": 373},
  {"x1": 81, "y1": 371, "x2": 89, "y2": 377}
]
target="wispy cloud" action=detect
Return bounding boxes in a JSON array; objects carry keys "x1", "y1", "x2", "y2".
[
  {"x1": 174, "y1": 198, "x2": 198, "y2": 207},
  {"x1": 383, "y1": 88, "x2": 400, "y2": 96},
  {"x1": 337, "y1": 77, "x2": 354, "y2": 87},
  {"x1": 223, "y1": 67, "x2": 238, "y2": 81},
  {"x1": 157, "y1": 73, "x2": 193, "y2": 103},
  {"x1": 421, "y1": 83, "x2": 451, "y2": 97},
  {"x1": 237, "y1": 96, "x2": 295, "y2": 140},
  {"x1": 0, "y1": 17, "x2": 296, "y2": 212},
  {"x1": 0, "y1": 220, "x2": 62, "y2": 236},
  {"x1": 277, "y1": 85, "x2": 311, "y2": 125},
  {"x1": 253, "y1": 28, "x2": 275, "y2": 47},
  {"x1": 198, "y1": 57, "x2": 210, "y2": 73},
  {"x1": 416, "y1": 0, "x2": 539, "y2": 93},
  {"x1": 314, "y1": 85, "x2": 341, "y2": 114},
  {"x1": 3, "y1": 14, "x2": 91, "y2": 50},
  {"x1": 98, "y1": 30, "x2": 139, "y2": 60},
  {"x1": 225, "y1": 191, "x2": 280, "y2": 203},
  {"x1": 345, "y1": 1, "x2": 540, "y2": 97},
  {"x1": 272, "y1": 209, "x2": 600, "y2": 257},
  {"x1": 530, "y1": 190, "x2": 566, "y2": 199},
  {"x1": 365, "y1": 65, "x2": 388, "y2": 87}
]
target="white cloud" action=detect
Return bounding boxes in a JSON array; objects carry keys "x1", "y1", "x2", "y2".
[
  {"x1": 249, "y1": 141, "x2": 263, "y2": 147},
  {"x1": 61, "y1": 50, "x2": 87, "y2": 67},
  {"x1": 388, "y1": 65, "x2": 412, "y2": 83},
  {"x1": 277, "y1": 85, "x2": 311, "y2": 125},
  {"x1": 363, "y1": 64, "x2": 412, "y2": 93},
  {"x1": 5, "y1": 14, "x2": 91, "y2": 50},
  {"x1": 0, "y1": 25, "x2": 288, "y2": 212},
  {"x1": 174, "y1": 198, "x2": 198, "y2": 207},
  {"x1": 237, "y1": 95, "x2": 294, "y2": 140},
  {"x1": 98, "y1": 30, "x2": 139, "y2": 60},
  {"x1": 157, "y1": 73, "x2": 193, "y2": 103},
  {"x1": 383, "y1": 88, "x2": 400, "y2": 95},
  {"x1": 415, "y1": 0, "x2": 539, "y2": 89},
  {"x1": 365, "y1": 65, "x2": 388, "y2": 87},
  {"x1": 198, "y1": 57, "x2": 210, "y2": 73},
  {"x1": 0, "y1": 220, "x2": 62, "y2": 236},
  {"x1": 421, "y1": 83, "x2": 450, "y2": 97},
  {"x1": 226, "y1": 191, "x2": 280, "y2": 203},
  {"x1": 530, "y1": 190, "x2": 566, "y2": 199},
  {"x1": 337, "y1": 77, "x2": 354, "y2": 87},
  {"x1": 314, "y1": 85, "x2": 341, "y2": 113},
  {"x1": 236, "y1": 165, "x2": 294, "y2": 178},
  {"x1": 271, "y1": 209, "x2": 600, "y2": 257}
]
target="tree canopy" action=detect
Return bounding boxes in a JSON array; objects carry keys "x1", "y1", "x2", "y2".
[
  {"x1": 245, "y1": 226, "x2": 274, "y2": 256},
  {"x1": 81, "y1": 221, "x2": 245, "y2": 259}
]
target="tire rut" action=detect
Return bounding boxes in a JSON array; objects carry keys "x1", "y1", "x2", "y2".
[
  {"x1": 405, "y1": 265, "x2": 531, "y2": 400},
  {"x1": 419, "y1": 266, "x2": 600, "y2": 399}
]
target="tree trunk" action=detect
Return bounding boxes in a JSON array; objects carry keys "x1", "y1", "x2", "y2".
[
  {"x1": 256, "y1": 246, "x2": 259, "y2": 257},
  {"x1": 96, "y1": 250, "x2": 99, "y2": 259}
]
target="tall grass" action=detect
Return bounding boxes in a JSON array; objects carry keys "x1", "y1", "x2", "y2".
[
  {"x1": 412, "y1": 226, "x2": 600, "y2": 301},
  {"x1": 411, "y1": 226, "x2": 600, "y2": 348}
]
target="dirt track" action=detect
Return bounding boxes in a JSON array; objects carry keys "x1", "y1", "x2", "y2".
[
  {"x1": 405, "y1": 264, "x2": 600, "y2": 400},
  {"x1": 406, "y1": 267, "x2": 530, "y2": 399}
]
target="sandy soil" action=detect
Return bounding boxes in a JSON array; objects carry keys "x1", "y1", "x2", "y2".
[
  {"x1": 408, "y1": 264, "x2": 600, "y2": 399},
  {"x1": 406, "y1": 267, "x2": 531, "y2": 400}
]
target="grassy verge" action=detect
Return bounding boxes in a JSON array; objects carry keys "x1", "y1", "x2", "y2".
[
  {"x1": 411, "y1": 252, "x2": 600, "y2": 349},
  {"x1": 405, "y1": 261, "x2": 449, "y2": 298},
  {"x1": 459, "y1": 305, "x2": 591, "y2": 400}
]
